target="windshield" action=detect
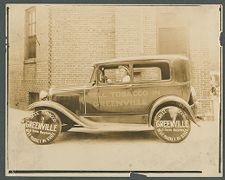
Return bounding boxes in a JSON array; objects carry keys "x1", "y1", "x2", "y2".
[{"x1": 89, "y1": 66, "x2": 96, "y2": 83}]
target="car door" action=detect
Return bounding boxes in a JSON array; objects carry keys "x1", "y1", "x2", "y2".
[
  {"x1": 96, "y1": 64, "x2": 151, "y2": 124},
  {"x1": 98, "y1": 84, "x2": 133, "y2": 113},
  {"x1": 97, "y1": 64, "x2": 134, "y2": 114}
]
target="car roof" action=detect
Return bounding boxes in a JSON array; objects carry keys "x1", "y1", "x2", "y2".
[{"x1": 94, "y1": 54, "x2": 188, "y2": 66}]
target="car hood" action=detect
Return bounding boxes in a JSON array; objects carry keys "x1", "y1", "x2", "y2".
[
  {"x1": 49, "y1": 85, "x2": 92, "y2": 114},
  {"x1": 49, "y1": 85, "x2": 91, "y2": 96}
]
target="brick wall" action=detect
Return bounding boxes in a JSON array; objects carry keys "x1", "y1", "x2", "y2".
[
  {"x1": 188, "y1": 7, "x2": 219, "y2": 118},
  {"x1": 22, "y1": 6, "x2": 50, "y2": 109},
  {"x1": 9, "y1": 5, "x2": 219, "y2": 120},
  {"x1": 8, "y1": 5, "x2": 50, "y2": 109},
  {"x1": 50, "y1": 6, "x2": 115, "y2": 87},
  {"x1": 8, "y1": 5, "x2": 26, "y2": 109},
  {"x1": 115, "y1": 7, "x2": 144, "y2": 57},
  {"x1": 143, "y1": 7, "x2": 157, "y2": 55}
]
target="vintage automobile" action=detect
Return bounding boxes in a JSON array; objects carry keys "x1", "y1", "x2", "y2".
[{"x1": 22, "y1": 55, "x2": 199, "y2": 144}]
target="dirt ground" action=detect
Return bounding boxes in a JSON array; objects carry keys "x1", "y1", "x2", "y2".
[{"x1": 6, "y1": 97, "x2": 222, "y2": 177}]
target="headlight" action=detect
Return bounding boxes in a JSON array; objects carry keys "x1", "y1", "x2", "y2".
[
  {"x1": 39, "y1": 90, "x2": 48, "y2": 100},
  {"x1": 49, "y1": 87, "x2": 54, "y2": 96}
]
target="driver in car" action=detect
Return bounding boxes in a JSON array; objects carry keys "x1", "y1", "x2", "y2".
[{"x1": 118, "y1": 65, "x2": 130, "y2": 83}]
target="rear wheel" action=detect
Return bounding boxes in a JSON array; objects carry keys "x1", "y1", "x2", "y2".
[
  {"x1": 153, "y1": 106, "x2": 191, "y2": 143},
  {"x1": 24, "y1": 109, "x2": 62, "y2": 145}
]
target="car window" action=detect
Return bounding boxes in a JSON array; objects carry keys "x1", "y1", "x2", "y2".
[
  {"x1": 134, "y1": 67, "x2": 161, "y2": 81},
  {"x1": 98, "y1": 64, "x2": 131, "y2": 84},
  {"x1": 133, "y1": 62, "x2": 170, "y2": 82}
]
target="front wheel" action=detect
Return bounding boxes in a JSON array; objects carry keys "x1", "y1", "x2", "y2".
[
  {"x1": 24, "y1": 109, "x2": 62, "y2": 145},
  {"x1": 153, "y1": 106, "x2": 191, "y2": 143}
]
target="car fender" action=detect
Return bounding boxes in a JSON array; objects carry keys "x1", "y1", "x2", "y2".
[
  {"x1": 28, "y1": 101, "x2": 95, "y2": 128},
  {"x1": 149, "y1": 95, "x2": 200, "y2": 127}
]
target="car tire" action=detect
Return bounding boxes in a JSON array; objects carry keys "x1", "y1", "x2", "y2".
[
  {"x1": 24, "y1": 109, "x2": 62, "y2": 145},
  {"x1": 153, "y1": 106, "x2": 191, "y2": 143}
]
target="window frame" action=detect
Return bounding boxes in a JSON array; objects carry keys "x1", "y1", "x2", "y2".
[
  {"x1": 24, "y1": 7, "x2": 37, "y2": 60},
  {"x1": 97, "y1": 64, "x2": 132, "y2": 86},
  {"x1": 131, "y1": 60, "x2": 172, "y2": 84},
  {"x1": 96, "y1": 60, "x2": 172, "y2": 86}
]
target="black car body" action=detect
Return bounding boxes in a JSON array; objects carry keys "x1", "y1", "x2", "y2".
[{"x1": 23, "y1": 55, "x2": 199, "y2": 144}]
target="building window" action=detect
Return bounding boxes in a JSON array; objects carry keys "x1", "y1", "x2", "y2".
[
  {"x1": 29, "y1": 92, "x2": 39, "y2": 104},
  {"x1": 25, "y1": 7, "x2": 36, "y2": 59},
  {"x1": 158, "y1": 27, "x2": 188, "y2": 55}
]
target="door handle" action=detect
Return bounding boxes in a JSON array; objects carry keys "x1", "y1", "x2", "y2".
[
  {"x1": 125, "y1": 84, "x2": 134, "y2": 93},
  {"x1": 125, "y1": 84, "x2": 132, "y2": 88}
]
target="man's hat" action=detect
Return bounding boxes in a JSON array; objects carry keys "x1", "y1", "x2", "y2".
[{"x1": 118, "y1": 65, "x2": 130, "y2": 74}]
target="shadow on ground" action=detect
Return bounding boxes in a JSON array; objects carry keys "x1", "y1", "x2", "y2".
[{"x1": 56, "y1": 130, "x2": 160, "y2": 143}]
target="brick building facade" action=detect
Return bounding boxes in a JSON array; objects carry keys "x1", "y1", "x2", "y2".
[{"x1": 8, "y1": 5, "x2": 220, "y2": 119}]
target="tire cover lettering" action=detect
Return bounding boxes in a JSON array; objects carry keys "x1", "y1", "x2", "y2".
[
  {"x1": 154, "y1": 106, "x2": 191, "y2": 143},
  {"x1": 25, "y1": 110, "x2": 61, "y2": 144}
]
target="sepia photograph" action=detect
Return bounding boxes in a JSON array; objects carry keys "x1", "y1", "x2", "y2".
[{"x1": 6, "y1": 4, "x2": 222, "y2": 177}]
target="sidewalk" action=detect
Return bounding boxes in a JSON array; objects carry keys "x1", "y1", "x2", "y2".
[{"x1": 6, "y1": 106, "x2": 222, "y2": 176}]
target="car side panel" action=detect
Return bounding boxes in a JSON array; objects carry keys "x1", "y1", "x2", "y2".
[{"x1": 131, "y1": 82, "x2": 191, "y2": 114}]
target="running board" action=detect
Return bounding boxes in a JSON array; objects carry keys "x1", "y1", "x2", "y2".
[{"x1": 70, "y1": 123, "x2": 154, "y2": 132}]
